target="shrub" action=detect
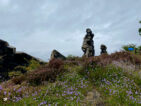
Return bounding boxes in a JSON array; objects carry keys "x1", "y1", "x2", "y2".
[
  {"x1": 9, "y1": 71, "x2": 23, "y2": 79},
  {"x1": 12, "y1": 75, "x2": 26, "y2": 84},
  {"x1": 122, "y1": 44, "x2": 141, "y2": 54},
  {"x1": 122, "y1": 44, "x2": 136, "y2": 52},
  {"x1": 12, "y1": 66, "x2": 27, "y2": 73},
  {"x1": 81, "y1": 51, "x2": 141, "y2": 70},
  {"x1": 110, "y1": 51, "x2": 141, "y2": 65},
  {"x1": 48, "y1": 59, "x2": 64, "y2": 69},
  {"x1": 26, "y1": 59, "x2": 42, "y2": 72},
  {"x1": 27, "y1": 59, "x2": 65, "y2": 85},
  {"x1": 66, "y1": 55, "x2": 80, "y2": 61},
  {"x1": 82, "y1": 54, "x2": 111, "y2": 68}
]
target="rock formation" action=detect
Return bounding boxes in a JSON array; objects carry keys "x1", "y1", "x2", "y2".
[
  {"x1": 0, "y1": 39, "x2": 16, "y2": 56},
  {"x1": 82, "y1": 28, "x2": 95, "y2": 57},
  {"x1": 0, "y1": 39, "x2": 43, "y2": 80},
  {"x1": 100, "y1": 44, "x2": 107, "y2": 54},
  {"x1": 51, "y1": 50, "x2": 66, "y2": 60}
]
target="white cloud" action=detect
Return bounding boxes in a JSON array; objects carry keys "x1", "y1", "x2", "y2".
[{"x1": 0, "y1": 0, "x2": 141, "y2": 61}]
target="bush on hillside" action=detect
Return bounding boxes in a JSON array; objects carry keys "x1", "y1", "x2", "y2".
[
  {"x1": 26, "y1": 59, "x2": 42, "y2": 71},
  {"x1": 48, "y1": 59, "x2": 64, "y2": 69},
  {"x1": 66, "y1": 55, "x2": 80, "y2": 61},
  {"x1": 122, "y1": 44, "x2": 136, "y2": 52},
  {"x1": 11, "y1": 59, "x2": 65, "y2": 85},
  {"x1": 82, "y1": 51, "x2": 141, "y2": 69},
  {"x1": 12, "y1": 75, "x2": 26, "y2": 84},
  {"x1": 27, "y1": 59, "x2": 65, "y2": 85},
  {"x1": 122, "y1": 44, "x2": 141, "y2": 54}
]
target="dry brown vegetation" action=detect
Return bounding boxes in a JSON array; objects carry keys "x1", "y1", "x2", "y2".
[
  {"x1": 12, "y1": 59, "x2": 65, "y2": 85},
  {"x1": 83, "y1": 51, "x2": 141, "y2": 67},
  {"x1": 11, "y1": 51, "x2": 141, "y2": 86}
]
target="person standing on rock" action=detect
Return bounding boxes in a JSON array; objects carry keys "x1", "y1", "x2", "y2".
[{"x1": 82, "y1": 28, "x2": 95, "y2": 57}]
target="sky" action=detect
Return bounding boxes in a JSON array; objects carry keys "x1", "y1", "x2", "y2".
[{"x1": 0, "y1": 0, "x2": 141, "y2": 61}]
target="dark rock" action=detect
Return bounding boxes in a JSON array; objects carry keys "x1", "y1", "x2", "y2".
[
  {"x1": 100, "y1": 44, "x2": 107, "y2": 55},
  {"x1": 0, "y1": 39, "x2": 13, "y2": 55},
  {"x1": 6, "y1": 46, "x2": 16, "y2": 55},
  {"x1": 0, "y1": 39, "x2": 44, "y2": 81},
  {"x1": 51, "y1": 50, "x2": 66, "y2": 60},
  {"x1": 0, "y1": 39, "x2": 9, "y2": 47},
  {"x1": 14, "y1": 52, "x2": 34, "y2": 64}
]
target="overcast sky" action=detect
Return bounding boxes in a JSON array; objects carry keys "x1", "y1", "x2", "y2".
[{"x1": 0, "y1": 0, "x2": 141, "y2": 61}]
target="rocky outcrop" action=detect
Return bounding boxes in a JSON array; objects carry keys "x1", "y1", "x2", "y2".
[
  {"x1": 0, "y1": 39, "x2": 43, "y2": 80},
  {"x1": 82, "y1": 28, "x2": 95, "y2": 57},
  {"x1": 100, "y1": 44, "x2": 107, "y2": 55},
  {"x1": 50, "y1": 50, "x2": 66, "y2": 60},
  {"x1": 0, "y1": 40, "x2": 16, "y2": 56}
]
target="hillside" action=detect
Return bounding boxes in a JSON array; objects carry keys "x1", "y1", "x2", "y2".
[{"x1": 0, "y1": 51, "x2": 141, "y2": 106}]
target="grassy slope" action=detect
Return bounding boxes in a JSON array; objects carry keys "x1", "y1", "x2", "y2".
[
  {"x1": 81, "y1": 65, "x2": 141, "y2": 106},
  {"x1": 0, "y1": 64, "x2": 93, "y2": 105},
  {"x1": 0, "y1": 51, "x2": 141, "y2": 106}
]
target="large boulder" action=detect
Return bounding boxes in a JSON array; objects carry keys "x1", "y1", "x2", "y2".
[
  {"x1": 0, "y1": 39, "x2": 9, "y2": 47},
  {"x1": 0, "y1": 39, "x2": 16, "y2": 56},
  {"x1": 50, "y1": 50, "x2": 66, "y2": 60}
]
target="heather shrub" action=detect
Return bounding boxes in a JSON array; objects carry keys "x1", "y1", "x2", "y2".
[
  {"x1": 12, "y1": 75, "x2": 26, "y2": 84},
  {"x1": 66, "y1": 55, "x2": 80, "y2": 61},
  {"x1": 48, "y1": 59, "x2": 64, "y2": 69},
  {"x1": 64, "y1": 60, "x2": 80, "y2": 66},
  {"x1": 110, "y1": 51, "x2": 141, "y2": 65},
  {"x1": 27, "y1": 59, "x2": 65, "y2": 85},
  {"x1": 9, "y1": 71, "x2": 23, "y2": 79},
  {"x1": 82, "y1": 54, "x2": 110, "y2": 68},
  {"x1": 27, "y1": 68, "x2": 48, "y2": 85}
]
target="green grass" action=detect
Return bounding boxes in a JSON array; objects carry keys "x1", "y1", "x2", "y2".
[
  {"x1": 0, "y1": 53, "x2": 141, "y2": 106},
  {"x1": 26, "y1": 59, "x2": 43, "y2": 72},
  {"x1": 0, "y1": 65, "x2": 93, "y2": 105},
  {"x1": 8, "y1": 59, "x2": 43, "y2": 79},
  {"x1": 79, "y1": 65, "x2": 141, "y2": 106}
]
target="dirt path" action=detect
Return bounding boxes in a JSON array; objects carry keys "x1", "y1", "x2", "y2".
[{"x1": 81, "y1": 89, "x2": 105, "y2": 106}]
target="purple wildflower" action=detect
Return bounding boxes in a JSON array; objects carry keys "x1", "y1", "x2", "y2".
[
  {"x1": 0, "y1": 85, "x2": 3, "y2": 90},
  {"x1": 14, "y1": 96, "x2": 22, "y2": 102},
  {"x1": 4, "y1": 91, "x2": 7, "y2": 95},
  {"x1": 17, "y1": 88, "x2": 22, "y2": 93},
  {"x1": 32, "y1": 91, "x2": 38, "y2": 96},
  {"x1": 135, "y1": 91, "x2": 138, "y2": 94},
  {"x1": 8, "y1": 92, "x2": 11, "y2": 96},
  {"x1": 33, "y1": 98, "x2": 36, "y2": 100},
  {"x1": 39, "y1": 101, "x2": 47, "y2": 106},
  {"x1": 127, "y1": 90, "x2": 132, "y2": 95}
]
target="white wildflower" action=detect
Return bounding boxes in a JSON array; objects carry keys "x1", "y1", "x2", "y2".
[{"x1": 3, "y1": 97, "x2": 8, "y2": 102}]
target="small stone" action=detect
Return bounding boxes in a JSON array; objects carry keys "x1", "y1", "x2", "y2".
[{"x1": 86, "y1": 92, "x2": 94, "y2": 100}]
